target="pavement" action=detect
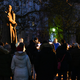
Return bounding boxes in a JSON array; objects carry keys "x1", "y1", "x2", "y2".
[
  {"x1": 10, "y1": 72, "x2": 77, "y2": 80},
  {"x1": 31, "y1": 72, "x2": 72, "y2": 80}
]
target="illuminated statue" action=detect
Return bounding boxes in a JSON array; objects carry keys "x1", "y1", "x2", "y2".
[{"x1": 2, "y1": 5, "x2": 17, "y2": 44}]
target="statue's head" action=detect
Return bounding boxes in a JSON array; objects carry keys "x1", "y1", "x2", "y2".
[{"x1": 8, "y1": 5, "x2": 12, "y2": 12}]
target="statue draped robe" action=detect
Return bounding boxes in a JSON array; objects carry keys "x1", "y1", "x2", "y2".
[{"x1": 2, "y1": 11, "x2": 17, "y2": 44}]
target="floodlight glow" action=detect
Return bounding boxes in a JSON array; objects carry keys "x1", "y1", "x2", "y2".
[{"x1": 52, "y1": 28, "x2": 55, "y2": 32}]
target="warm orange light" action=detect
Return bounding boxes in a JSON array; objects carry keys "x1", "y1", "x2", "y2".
[
  {"x1": 66, "y1": 0, "x2": 68, "y2": 2},
  {"x1": 10, "y1": 76, "x2": 12, "y2": 79}
]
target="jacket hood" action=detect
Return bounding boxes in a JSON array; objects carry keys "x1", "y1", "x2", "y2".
[{"x1": 15, "y1": 51, "x2": 26, "y2": 60}]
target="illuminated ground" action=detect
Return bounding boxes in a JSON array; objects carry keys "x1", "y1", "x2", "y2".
[{"x1": 10, "y1": 72, "x2": 77, "y2": 80}]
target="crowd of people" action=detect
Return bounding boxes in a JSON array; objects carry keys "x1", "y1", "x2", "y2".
[{"x1": 0, "y1": 37, "x2": 80, "y2": 80}]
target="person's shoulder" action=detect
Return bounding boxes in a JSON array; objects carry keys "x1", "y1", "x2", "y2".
[
  {"x1": 12, "y1": 55, "x2": 16, "y2": 59},
  {"x1": 53, "y1": 43, "x2": 56, "y2": 45},
  {"x1": 56, "y1": 45, "x2": 61, "y2": 50},
  {"x1": 54, "y1": 42, "x2": 60, "y2": 45},
  {"x1": 57, "y1": 42, "x2": 60, "y2": 45},
  {"x1": 25, "y1": 54, "x2": 29, "y2": 58}
]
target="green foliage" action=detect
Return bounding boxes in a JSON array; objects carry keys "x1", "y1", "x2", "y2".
[
  {"x1": 44, "y1": 0, "x2": 77, "y2": 42},
  {"x1": 49, "y1": 15, "x2": 63, "y2": 42}
]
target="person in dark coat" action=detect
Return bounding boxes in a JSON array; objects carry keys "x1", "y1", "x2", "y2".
[
  {"x1": 10, "y1": 43, "x2": 16, "y2": 56},
  {"x1": 26, "y1": 40, "x2": 38, "y2": 80},
  {"x1": 56, "y1": 43, "x2": 72, "y2": 80},
  {"x1": 0, "y1": 43, "x2": 12, "y2": 80},
  {"x1": 26, "y1": 40, "x2": 38, "y2": 64},
  {"x1": 69, "y1": 43, "x2": 80, "y2": 80},
  {"x1": 34, "y1": 42, "x2": 57, "y2": 80},
  {"x1": 9, "y1": 43, "x2": 17, "y2": 80}
]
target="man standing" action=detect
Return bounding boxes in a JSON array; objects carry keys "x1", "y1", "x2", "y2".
[{"x1": 53, "y1": 38, "x2": 60, "y2": 51}]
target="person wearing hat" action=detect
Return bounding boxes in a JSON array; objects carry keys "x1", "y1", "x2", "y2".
[{"x1": 11, "y1": 43, "x2": 31, "y2": 80}]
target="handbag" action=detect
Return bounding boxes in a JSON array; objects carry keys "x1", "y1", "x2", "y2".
[{"x1": 57, "y1": 54, "x2": 66, "y2": 70}]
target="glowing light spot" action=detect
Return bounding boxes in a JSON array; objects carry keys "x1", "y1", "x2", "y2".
[{"x1": 52, "y1": 28, "x2": 55, "y2": 32}]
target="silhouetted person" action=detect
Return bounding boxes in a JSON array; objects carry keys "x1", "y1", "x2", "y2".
[
  {"x1": 69, "y1": 43, "x2": 80, "y2": 80},
  {"x1": 34, "y1": 42, "x2": 57, "y2": 80},
  {"x1": 56, "y1": 43, "x2": 71, "y2": 80},
  {"x1": 10, "y1": 43, "x2": 16, "y2": 56},
  {"x1": 0, "y1": 43, "x2": 12, "y2": 80},
  {"x1": 26, "y1": 40, "x2": 38, "y2": 64}
]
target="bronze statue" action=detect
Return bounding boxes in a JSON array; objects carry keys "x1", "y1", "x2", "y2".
[{"x1": 2, "y1": 5, "x2": 17, "y2": 44}]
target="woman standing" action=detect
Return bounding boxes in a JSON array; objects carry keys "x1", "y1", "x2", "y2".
[{"x1": 11, "y1": 43, "x2": 31, "y2": 80}]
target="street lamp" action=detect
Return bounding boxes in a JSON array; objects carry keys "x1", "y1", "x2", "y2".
[{"x1": 52, "y1": 28, "x2": 55, "y2": 32}]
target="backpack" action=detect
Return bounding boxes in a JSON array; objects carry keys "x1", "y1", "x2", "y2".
[{"x1": 57, "y1": 54, "x2": 66, "y2": 70}]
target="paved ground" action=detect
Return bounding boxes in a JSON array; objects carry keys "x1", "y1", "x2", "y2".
[
  {"x1": 31, "y1": 72, "x2": 74, "y2": 80},
  {"x1": 10, "y1": 72, "x2": 77, "y2": 80}
]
